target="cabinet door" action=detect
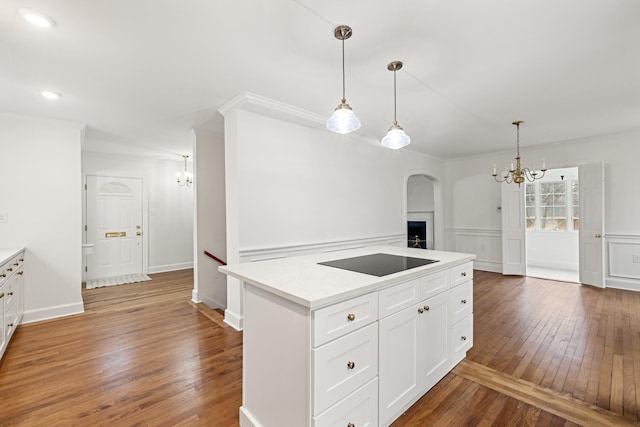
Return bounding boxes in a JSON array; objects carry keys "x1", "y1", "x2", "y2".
[
  {"x1": 418, "y1": 291, "x2": 450, "y2": 391},
  {"x1": 0, "y1": 282, "x2": 6, "y2": 356},
  {"x1": 379, "y1": 305, "x2": 419, "y2": 425}
]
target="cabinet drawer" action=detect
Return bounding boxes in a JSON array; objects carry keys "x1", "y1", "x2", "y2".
[
  {"x1": 313, "y1": 378, "x2": 378, "y2": 427},
  {"x1": 449, "y1": 280, "x2": 473, "y2": 325},
  {"x1": 420, "y1": 269, "x2": 449, "y2": 300},
  {"x1": 378, "y1": 277, "x2": 420, "y2": 319},
  {"x1": 313, "y1": 292, "x2": 378, "y2": 347},
  {"x1": 450, "y1": 315, "x2": 473, "y2": 366},
  {"x1": 312, "y1": 322, "x2": 378, "y2": 415},
  {"x1": 451, "y1": 262, "x2": 473, "y2": 287}
]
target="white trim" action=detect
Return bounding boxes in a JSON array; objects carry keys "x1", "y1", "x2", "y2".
[
  {"x1": 473, "y1": 260, "x2": 502, "y2": 273},
  {"x1": 445, "y1": 227, "x2": 502, "y2": 236},
  {"x1": 148, "y1": 261, "x2": 194, "y2": 274},
  {"x1": 224, "y1": 308, "x2": 243, "y2": 331},
  {"x1": 606, "y1": 277, "x2": 640, "y2": 292},
  {"x1": 239, "y1": 234, "x2": 405, "y2": 262},
  {"x1": 22, "y1": 302, "x2": 85, "y2": 324}
]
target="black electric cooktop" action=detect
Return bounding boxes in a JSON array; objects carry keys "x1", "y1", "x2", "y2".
[{"x1": 318, "y1": 253, "x2": 439, "y2": 277}]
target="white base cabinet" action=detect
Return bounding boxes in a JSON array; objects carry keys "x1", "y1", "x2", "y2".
[
  {"x1": 0, "y1": 249, "x2": 25, "y2": 360},
  {"x1": 226, "y1": 250, "x2": 475, "y2": 427}
]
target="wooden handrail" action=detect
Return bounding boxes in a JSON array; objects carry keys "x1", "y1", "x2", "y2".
[{"x1": 204, "y1": 250, "x2": 227, "y2": 266}]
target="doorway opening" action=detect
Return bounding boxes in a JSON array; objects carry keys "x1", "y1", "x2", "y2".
[
  {"x1": 525, "y1": 167, "x2": 579, "y2": 282},
  {"x1": 407, "y1": 175, "x2": 435, "y2": 250}
]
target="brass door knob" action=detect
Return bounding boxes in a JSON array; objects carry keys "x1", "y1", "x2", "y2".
[
  {"x1": 136, "y1": 231, "x2": 142, "y2": 236},
  {"x1": 347, "y1": 361, "x2": 355, "y2": 370},
  {"x1": 347, "y1": 313, "x2": 355, "y2": 321},
  {"x1": 594, "y1": 233, "x2": 602, "y2": 238}
]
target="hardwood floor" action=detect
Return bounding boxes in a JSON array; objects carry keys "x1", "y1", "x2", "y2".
[{"x1": 1, "y1": 269, "x2": 639, "y2": 426}]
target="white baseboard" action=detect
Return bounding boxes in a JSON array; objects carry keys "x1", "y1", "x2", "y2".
[
  {"x1": 198, "y1": 293, "x2": 225, "y2": 311},
  {"x1": 473, "y1": 260, "x2": 502, "y2": 273},
  {"x1": 148, "y1": 261, "x2": 193, "y2": 274},
  {"x1": 606, "y1": 277, "x2": 640, "y2": 292},
  {"x1": 224, "y1": 308, "x2": 243, "y2": 331},
  {"x1": 22, "y1": 302, "x2": 85, "y2": 324}
]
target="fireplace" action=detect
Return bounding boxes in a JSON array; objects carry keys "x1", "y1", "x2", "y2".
[{"x1": 408, "y1": 221, "x2": 427, "y2": 249}]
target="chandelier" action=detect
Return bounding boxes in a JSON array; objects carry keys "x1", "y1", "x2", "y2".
[
  {"x1": 492, "y1": 121, "x2": 546, "y2": 186},
  {"x1": 326, "y1": 25, "x2": 361, "y2": 134},
  {"x1": 381, "y1": 61, "x2": 411, "y2": 149},
  {"x1": 176, "y1": 155, "x2": 193, "y2": 187}
]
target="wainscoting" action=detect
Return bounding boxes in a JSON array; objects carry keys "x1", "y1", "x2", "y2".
[
  {"x1": 607, "y1": 234, "x2": 640, "y2": 291},
  {"x1": 445, "y1": 227, "x2": 502, "y2": 273}
]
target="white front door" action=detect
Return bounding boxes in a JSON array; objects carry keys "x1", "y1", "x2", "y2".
[
  {"x1": 579, "y1": 163, "x2": 605, "y2": 287},
  {"x1": 501, "y1": 181, "x2": 527, "y2": 275},
  {"x1": 86, "y1": 175, "x2": 143, "y2": 280}
]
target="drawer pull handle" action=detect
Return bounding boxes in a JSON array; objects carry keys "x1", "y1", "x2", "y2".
[
  {"x1": 461, "y1": 299, "x2": 467, "y2": 304},
  {"x1": 461, "y1": 336, "x2": 467, "y2": 341},
  {"x1": 18, "y1": 271, "x2": 24, "y2": 276},
  {"x1": 0, "y1": 274, "x2": 5, "y2": 278},
  {"x1": 0, "y1": 293, "x2": 4, "y2": 299},
  {"x1": 347, "y1": 361, "x2": 355, "y2": 370},
  {"x1": 13, "y1": 262, "x2": 18, "y2": 266},
  {"x1": 8, "y1": 323, "x2": 13, "y2": 327},
  {"x1": 424, "y1": 305, "x2": 430, "y2": 311},
  {"x1": 19, "y1": 258, "x2": 24, "y2": 262},
  {"x1": 348, "y1": 424, "x2": 355, "y2": 427},
  {"x1": 347, "y1": 313, "x2": 355, "y2": 322},
  {"x1": 8, "y1": 292, "x2": 14, "y2": 296},
  {"x1": 6, "y1": 268, "x2": 12, "y2": 272},
  {"x1": 418, "y1": 308, "x2": 424, "y2": 314},
  {"x1": 461, "y1": 272, "x2": 467, "y2": 277}
]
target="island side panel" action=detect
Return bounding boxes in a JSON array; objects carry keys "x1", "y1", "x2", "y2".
[{"x1": 242, "y1": 283, "x2": 312, "y2": 427}]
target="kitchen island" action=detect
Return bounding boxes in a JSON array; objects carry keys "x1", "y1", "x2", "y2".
[{"x1": 220, "y1": 246, "x2": 475, "y2": 427}]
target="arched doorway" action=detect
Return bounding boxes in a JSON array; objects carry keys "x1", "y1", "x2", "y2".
[{"x1": 407, "y1": 175, "x2": 436, "y2": 250}]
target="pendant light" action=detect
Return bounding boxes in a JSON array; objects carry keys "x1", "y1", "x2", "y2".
[
  {"x1": 327, "y1": 25, "x2": 361, "y2": 134},
  {"x1": 381, "y1": 61, "x2": 411, "y2": 149}
]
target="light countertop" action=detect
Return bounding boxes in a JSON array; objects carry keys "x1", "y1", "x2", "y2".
[
  {"x1": 219, "y1": 246, "x2": 475, "y2": 309},
  {"x1": 0, "y1": 248, "x2": 25, "y2": 266}
]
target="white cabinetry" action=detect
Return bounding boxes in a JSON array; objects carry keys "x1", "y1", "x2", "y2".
[
  {"x1": 224, "y1": 248, "x2": 475, "y2": 427},
  {"x1": 0, "y1": 249, "x2": 25, "y2": 360}
]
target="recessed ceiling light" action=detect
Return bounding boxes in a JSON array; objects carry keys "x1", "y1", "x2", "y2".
[
  {"x1": 41, "y1": 91, "x2": 61, "y2": 100},
  {"x1": 19, "y1": 8, "x2": 56, "y2": 28}
]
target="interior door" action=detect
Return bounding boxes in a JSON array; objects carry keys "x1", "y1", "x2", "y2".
[
  {"x1": 579, "y1": 163, "x2": 605, "y2": 287},
  {"x1": 86, "y1": 175, "x2": 143, "y2": 280},
  {"x1": 501, "y1": 182, "x2": 526, "y2": 275}
]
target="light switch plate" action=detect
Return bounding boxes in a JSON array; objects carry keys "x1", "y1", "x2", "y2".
[
  {"x1": 0, "y1": 212, "x2": 7, "y2": 223},
  {"x1": 633, "y1": 254, "x2": 640, "y2": 263}
]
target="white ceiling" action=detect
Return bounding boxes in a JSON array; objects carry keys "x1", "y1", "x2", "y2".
[{"x1": 2, "y1": 0, "x2": 639, "y2": 160}]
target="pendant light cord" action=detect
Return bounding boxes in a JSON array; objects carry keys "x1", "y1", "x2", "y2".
[
  {"x1": 393, "y1": 69, "x2": 397, "y2": 124},
  {"x1": 341, "y1": 37, "x2": 346, "y2": 103},
  {"x1": 516, "y1": 122, "x2": 520, "y2": 156}
]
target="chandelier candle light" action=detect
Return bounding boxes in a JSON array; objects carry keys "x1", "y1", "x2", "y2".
[
  {"x1": 326, "y1": 25, "x2": 361, "y2": 134},
  {"x1": 177, "y1": 155, "x2": 193, "y2": 187},
  {"x1": 381, "y1": 60, "x2": 411, "y2": 149},
  {"x1": 492, "y1": 121, "x2": 546, "y2": 186}
]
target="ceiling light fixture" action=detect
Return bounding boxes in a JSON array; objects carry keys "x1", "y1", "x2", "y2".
[
  {"x1": 41, "y1": 91, "x2": 61, "y2": 100},
  {"x1": 177, "y1": 155, "x2": 193, "y2": 187},
  {"x1": 492, "y1": 121, "x2": 547, "y2": 186},
  {"x1": 19, "y1": 8, "x2": 56, "y2": 28},
  {"x1": 381, "y1": 61, "x2": 411, "y2": 149},
  {"x1": 327, "y1": 25, "x2": 361, "y2": 134}
]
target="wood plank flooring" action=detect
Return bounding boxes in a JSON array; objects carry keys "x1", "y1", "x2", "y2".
[{"x1": 1, "y1": 269, "x2": 639, "y2": 426}]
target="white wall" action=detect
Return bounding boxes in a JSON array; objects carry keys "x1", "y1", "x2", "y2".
[
  {"x1": 193, "y1": 129, "x2": 227, "y2": 309},
  {"x1": 445, "y1": 130, "x2": 640, "y2": 289},
  {"x1": 82, "y1": 152, "x2": 194, "y2": 274},
  {"x1": 0, "y1": 113, "x2": 85, "y2": 322},
  {"x1": 219, "y1": 93, "x2": 446, "y2": 329},
  {"x1": 407, "y1": 175, "x2": 435, "y2": 212}
]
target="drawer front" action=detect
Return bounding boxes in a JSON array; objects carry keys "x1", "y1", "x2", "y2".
[
  {"x1": 313, "y1": 378, "x2": 378, "y2": 427},
  {"x1": 313, "y1": 322, "x2": 378, "y2": 415},
  {"x1": 378, "y1": 278, "x2": 420, "y2": 319},
  {"x1": 451, "y1": 262, "x2": 473, "y2": 287},
  {"x1": 450, "y1": 315, "x2": 473, "y2": 366},
  {"x1": 449, "y1": 280, "x2": 473, "y2": 324},
  {"x1": 420, "y1": 269, "x2": 450, "y2": 300},
  {"x1": 313, "y1": 292, "x2": 378, "y2": 347}
]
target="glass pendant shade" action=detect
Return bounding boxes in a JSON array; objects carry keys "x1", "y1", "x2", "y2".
[
  {"x1": 381, "y1": 123, "x2": 411, "y2": 149},
  {"x1": 327, "y1": 101, "x2": 361, "y2": 134}
]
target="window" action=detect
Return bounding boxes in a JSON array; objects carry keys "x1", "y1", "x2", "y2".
[{"x1": 525, "y1": 179, "x2": 578, "y2": 232}]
